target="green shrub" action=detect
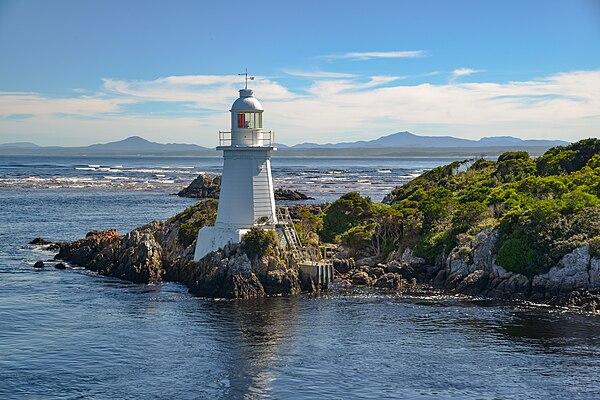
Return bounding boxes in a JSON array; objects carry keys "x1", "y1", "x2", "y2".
[
  {"x1": 321, "y1": 192, "x2": 374, "y2": 242},
  {"x1": 340, "y1": 223, "x2": 376, "y2": 255},
  {"x1": 173, "y1": 199, "x2": 218, "y2": 247},
  {"x1": 496, "y1": 237, "x2": 536, "y2": 275},
  {"x1": 536, "y1": 138, "x2": 600, "y2": 176},
  {"x1": 241, "y1": 227, "x2": 279, "y2": 259}
]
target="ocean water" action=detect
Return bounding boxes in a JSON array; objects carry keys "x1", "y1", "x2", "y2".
[{"x1": 1, "y1": 156, "x2": 599, "y2": 399}]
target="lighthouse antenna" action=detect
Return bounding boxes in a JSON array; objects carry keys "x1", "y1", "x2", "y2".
[{"x1": 238, "y1": 68, "x2": 255, "y2": 90}]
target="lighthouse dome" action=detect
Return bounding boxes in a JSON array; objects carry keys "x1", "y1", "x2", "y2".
[{"x1": 231, "y1": 89, "x2": 263, "y2": 111}]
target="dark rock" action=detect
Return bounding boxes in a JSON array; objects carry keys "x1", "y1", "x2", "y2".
[
  {"x1": 351, "y1": 271, "x2": 372, "y2": 286},
  {"x1": 433, "y1": 269, "x2": 447, "y2": 288},
  {"x1": 367, "y1": 267, "x2": 385, "y2": 278},
  {"x1": 260, "y1": 268, "x2": 302, "y2": 296},
  {"x1": 374, "y1": 273, "x2": 404, "y2": 290},
  {"x1": 178, "y1": 174, "x2": 313, "y2": 202},
  {"x1": 29, "y1": 237, "x2": 52, "y2": 245},
  {"x1": 455, "y1": 270, "x2": 489, "y2": 295},
  {"x1": 177, "y1": 174, "x2": 221, "y2": 198},
  {"x1": 274, "y1": 188, "x2": 314, "y2": 201},
  {"x1": 33, "y1": 261, "x2": 44, "y2": 268},
  {"x1": 54, "y1": 262, "x2": 67, "y2": 270},
  {"x1": 55, "y1": 229, "x2": 121, "y2": 267},
  {"x1": 333, "y1": 257, "x2": 355, "y2": 274}
]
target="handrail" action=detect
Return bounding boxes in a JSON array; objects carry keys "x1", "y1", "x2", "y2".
[{"x1": 218, "y1": 130, "x2": 274, "y2": 147}]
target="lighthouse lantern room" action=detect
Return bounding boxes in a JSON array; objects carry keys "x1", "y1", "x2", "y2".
[{"x1": 194, "y1": 82, "x2": 277, "y2": 261}]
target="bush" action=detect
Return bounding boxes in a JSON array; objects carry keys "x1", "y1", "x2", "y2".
[
  {"x1": 172, "y1": 199, "x2": 218, "y2": 247},
  {"x1": 340, "y1": 224, "x2": 376, "y2": 256},
  {"x1": 321, "y1": 192, "x2": 374, "y2": 242},
  {"x1": 496, "y1": 237, "x2": 536, "y2": 276},
  {"x1": 536, "y1": 138, "x2": 600, "y2": 176},
  {"x1": 241, "y1": 227, "x2": 279, "y2": 260}
]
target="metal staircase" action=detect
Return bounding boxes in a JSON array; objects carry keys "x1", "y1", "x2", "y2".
[
  {"x1": 276, "y1": 207, "x2": 304, "y2": 261},
  {"x1": 275, "y1": 206, "x2": 334, "y2": 287}
]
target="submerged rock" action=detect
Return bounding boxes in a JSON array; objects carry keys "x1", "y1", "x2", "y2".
[
  {"x1": 54, "y1": 262, "x2": 67, "y2": 270},
  {"x1": 33, "y1": 261, "x2": 44, "y2": 268}
]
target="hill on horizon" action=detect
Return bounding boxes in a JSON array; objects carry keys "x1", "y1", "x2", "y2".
[
  {"x1": 0, "y1": 132, "x2": 572, "y2": 157},
  {"x1": 291, "y1": 131, "x2": 568, "y2": 149}
]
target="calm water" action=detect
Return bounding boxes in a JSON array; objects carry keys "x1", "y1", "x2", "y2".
[{"x1": 1, "y1": 156, "x2": 599, "y2": 399}]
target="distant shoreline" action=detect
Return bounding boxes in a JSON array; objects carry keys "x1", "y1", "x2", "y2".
[{"x1": 0, "y1": 146, "x2": 554, "y2": 158}]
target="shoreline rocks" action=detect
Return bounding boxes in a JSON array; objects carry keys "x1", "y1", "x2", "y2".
[
  {"x1": 435, "y1": 228, "x2": 600, "y2": 311},
  {"x1": 32, "y1": 198, "x2": 600, "y2": 311},
  {"x1": 51, "y1": 200, "x2": 319, "y2": 299}
]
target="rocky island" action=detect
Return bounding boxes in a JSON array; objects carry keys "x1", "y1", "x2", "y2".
[
  {"x1": 177, "y1": 174, "x2": 313, "y2": 201},
  {"x1": 42, "y1": 139, "x2": 600, "y2": 312}
]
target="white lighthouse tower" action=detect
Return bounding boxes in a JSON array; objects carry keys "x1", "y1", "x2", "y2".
[{"x1": 194, "y1": 79, "x2": 277, "y2": 261}]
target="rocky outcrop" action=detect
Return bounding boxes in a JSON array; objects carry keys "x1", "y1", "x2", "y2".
[
  {"x1": 177, "y1": 174, "x2": 221, "y2": 199},
  {"x1": 436, "y1": 228, "x2": 600, "y2": 311},
  {"x1": 177, "y1": 174, "x2": 313, "y2": 201},
  {"x1": 274, "y1": 188, "x2": 314, "y2": 201},
  {"x1": 53, "y1": 200, "x2": 313, "y2": 299},
  {"x1": 29, "y1": 237, "x2": 52, "y2": 245}
]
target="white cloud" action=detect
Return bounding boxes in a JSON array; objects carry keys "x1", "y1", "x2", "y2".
[
  {"x1": 452, "y1": 68, "x2": 483, "y2": 78},
  {"x1": 326, "y1": 50, "x2": 427, "y2": 61},
  {"x1": 283, "y1": 69, "x2": 357, "y2": 79},
  {"x1": 1, "y1": 70, "x2": 599, "y2": 146}
]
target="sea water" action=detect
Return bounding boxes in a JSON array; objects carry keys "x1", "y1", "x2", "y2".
[{"x1": 1, "y1": 156, "x2": 599, "y2": 399}]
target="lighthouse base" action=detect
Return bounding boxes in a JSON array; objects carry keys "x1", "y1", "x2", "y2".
[{"x1": 193, "y1": 225, "x2": 252, "y2": 261}]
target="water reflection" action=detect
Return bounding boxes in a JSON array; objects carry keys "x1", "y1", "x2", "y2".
[{"x1": 203, "y1": 297, "x2": 301, "y2": 399}]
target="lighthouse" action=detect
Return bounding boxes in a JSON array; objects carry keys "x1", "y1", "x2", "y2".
[{"x1": 194, "y1": 82, "x2": 277, "y2": 261}]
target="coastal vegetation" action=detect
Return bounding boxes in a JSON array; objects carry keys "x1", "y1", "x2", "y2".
[{"x1": 315, "y1": 139, "x2": 600, "y2": 277}]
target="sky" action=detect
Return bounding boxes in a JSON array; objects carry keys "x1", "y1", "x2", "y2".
[{"x1": 0, "y1": 0, "x2": 599, "y2": 147}]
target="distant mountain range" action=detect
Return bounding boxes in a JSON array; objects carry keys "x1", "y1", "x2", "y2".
[
  {"x1": 0, "y1": 136, "x2": 211, "y2": 156},
  {"x1": 0, "y1": 132, "x2": 570, "y2": 157},
  {"x1": 290, "y1": 131, "x2": 568, "y2": 149}
]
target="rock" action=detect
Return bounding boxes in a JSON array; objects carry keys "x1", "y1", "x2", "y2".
[
  {"x1": 590, "y1": 257, "x2": 600, "y2": 288},
  {"x1": 274, "y1": 188, "x2": 314, "y2": 201},
  {"x1": 455, "y1": 270, "x2": 489, "y2": 295},
  {"x1": 54, "y1": 262, "x2": 67, "y2": 270},
  {"x1": 178, "y1": 174, "x2": 313, "y2": 201},
  {"x1": 55, "y1": 230, "x2": 122, "y2": 267},
  {"x1": 333, "y1": 257, "x2": 355, "y2": 274},
  {"x1": 33, "y1": 261, "x2": 44, "y2": 268},
  {"x1": 177, "y1": 174, "x2": 221, "y2": 198},
  {"x1": 47, "y1": 242, "x2": 68, "y2": 251},
  {"x1": 367, "y1": 267, "x2": 385, "y2": 278},
  {"x1": 373, "y1": 273, "x2": 403, "y2": 290},
  {"x1": 535, "y1": 245, "x2": 592, "y2": 294},
  {"x1": 472, "y1": 228, "x2": 498, "y2": 271},
  {"x1": 29, "y1": 237, "x2": 52, "y2": 245},
  {"x1": 433, "y1": 269, "x2": 447, "y2": 288},
  {"x1": 355, "y1": 256, "x2": 382, "y2": 267},
  {"x1": 260, "y1": 268, "x2": 302, "y2": 296},
  {"x1": 351, "y1": 271, "x2": 372, "y2": 286}
]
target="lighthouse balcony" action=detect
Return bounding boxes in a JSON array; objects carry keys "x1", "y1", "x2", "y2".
[{"x1": 218, "y1": 130, "x2": 275, "y2": 148}]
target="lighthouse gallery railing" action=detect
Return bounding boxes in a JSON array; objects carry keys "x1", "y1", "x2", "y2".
[{"x1": 218, "y1": 130, "x2": 275, "y2": 147}]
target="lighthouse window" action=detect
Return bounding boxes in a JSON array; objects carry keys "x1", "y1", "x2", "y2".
[{"x1": 237, "y1": 112, "x2": 262, "y2": 129}]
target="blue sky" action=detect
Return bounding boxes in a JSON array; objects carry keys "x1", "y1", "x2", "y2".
[{"x1": 0, "y1": 0, "x2": 599, "y2": 146}]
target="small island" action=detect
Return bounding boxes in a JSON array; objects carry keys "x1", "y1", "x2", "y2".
[
  {"x1": 177, "y1": 174, "x2": 313, "y2": 201},
  {"x1": 44, "y1": 138, "x2": 600, "y2": 311}
]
